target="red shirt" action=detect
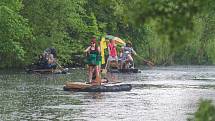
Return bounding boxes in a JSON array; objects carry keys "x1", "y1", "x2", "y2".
[{"x1": 108, "y1": 43, "x2": 117, "y2": 57}]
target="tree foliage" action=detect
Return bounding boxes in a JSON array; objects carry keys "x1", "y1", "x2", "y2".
[
  {"x1": 1, "y1": 0, "x2": 215, "y2": 68},
  {"x1": 188, "y1": 100, "x2": 215, "y2": 121},
  {"x1": 0, "y1": 1, "x2": 32, "y2": 68}
]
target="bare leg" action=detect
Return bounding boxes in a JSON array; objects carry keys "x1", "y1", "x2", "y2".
[
  {"x1": 120, "y1": 61, "x2": 124, "y2": 69},
  {"x1": 96, "y1": 65, "x2": 100, "y2": 78},
  {"x1": 88, "y1": 66, "x2": 93, "y2": 83},
  {"x1": 127, "y1": 54, "x2": 133, "y2": 61},
  {"x1": 93, "y1": 65, "x2": 101, "y2": 85},
  {"x1": 105, "y1": 59, "x2": 110, "y2": 71},
  {"x1": 116, "y1": 61, "x2": 119, "y2": 69},
  {"x1": 127, "y1": 54, "x2": 134, "y2": 68}
]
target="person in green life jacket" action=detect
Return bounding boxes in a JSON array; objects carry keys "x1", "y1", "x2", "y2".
[{"x1": 84, "y1": 37, "x2": 101, "y2": 84}]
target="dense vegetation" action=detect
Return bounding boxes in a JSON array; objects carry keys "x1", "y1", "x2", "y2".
[
  {"x1": 1, "y1": 0, "x2": 215, "y2": 68},
  {"x1": 188, "y1": 99, "x2": 215, "y2": 121}
]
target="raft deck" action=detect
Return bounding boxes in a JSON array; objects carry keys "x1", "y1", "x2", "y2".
[
  {"x1": 63, "y1": 82, "x2": 132, "y2": 92},
  {"x1": 109, "y1": 68, "x2": 141, "y2": 73},
  {"x1": 26, "y1": 68, "x2": 68, "y2": 74}
]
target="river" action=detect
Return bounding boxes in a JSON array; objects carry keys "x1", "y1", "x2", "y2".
[{"x1": 0, "y1": 66, "x2": 215, "y2": 121}]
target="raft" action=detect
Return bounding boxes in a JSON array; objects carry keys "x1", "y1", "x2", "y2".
[
  {"x1": 63, "y1": 82, "x2": 132, "y2": 92},
  {"x1": 26, "y1": 68, "x2": 68, "y2": 74},
  {"x1": 109, "y1": 68, "x2": 140, "y2": 73}
]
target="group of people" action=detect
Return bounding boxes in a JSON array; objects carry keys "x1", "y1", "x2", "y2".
[
  {"x1": 106, "y1": 39, "x2": 137, "y2": 69},
  {"x1": 31, "y1": 37, "x2": 135, "y2": 84},
  {"x1": 37, "y1": 48, "x2": 57, "y2": 69},
  {"x1": 84, "y1": 37, "x2": 137, "y2": 84}
]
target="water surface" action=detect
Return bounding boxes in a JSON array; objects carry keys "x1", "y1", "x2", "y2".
[{"x1": 0, "y1": 66, "x2": 215, "y2": 121}]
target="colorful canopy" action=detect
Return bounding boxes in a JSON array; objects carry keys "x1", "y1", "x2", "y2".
[
  {"x1": 105, "y1": 35, "x2": 126, "y2": 45},
  {"x1": 113, "y1": 37, "x2": 126, "y2": 45},
  {"x1": 105, "y1": 35, "x2": 115, "y2": 40}
]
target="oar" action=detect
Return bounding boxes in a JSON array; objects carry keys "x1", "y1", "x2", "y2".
[
  {"x1": 136, "y1": 55, "x2": 154, "y2": 68},
  {"x1": 102, "y1": 60, "x2": 109, "y2": 74},
  {"x1": 101, "y1": 60, "x2": 120, "y2": 83},
  {"x1": 143, "y1": 59, "x2": 154, "y2": 67},
  {"x1": 56, "y1": 61, "x2": 68, "y2": 73},
  {"x1": 95, "y1": 73, "x2": 102, "y2": 85},
  {"x1": 56, "y1": 61, "x2": 64, "y2": 70},
  {"x1": 92, "y1": 66, "x2": 102, "y2": 85}
]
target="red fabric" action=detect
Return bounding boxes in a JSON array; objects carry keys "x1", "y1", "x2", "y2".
[
  {"x1": 91, "y1": 39, "x2": 96, "y2": 44},
  {"x1": 108, "y1": 43, "x2": 117, "y2": 57}
]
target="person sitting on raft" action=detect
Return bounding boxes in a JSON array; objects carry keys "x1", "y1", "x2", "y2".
[
  {"x1": 84, "y1": 38, "x2": 102, "y2": 84},
  {"x1": 47, "y1": 51, "x2": 57, "y2": 69},
  {"x1": 120, "y1": 41, "x2": 137, "y2": 69},
  {"x1": 106, "y1": 39, "x2": 119, "y2": 69},
  {"x1": 41, "y1": 48, "x2": 57, "y2": 69}
]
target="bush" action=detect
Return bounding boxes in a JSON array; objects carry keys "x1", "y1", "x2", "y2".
[{"x1": 188, "y1": 99, "x2": 215, "y2": 121}]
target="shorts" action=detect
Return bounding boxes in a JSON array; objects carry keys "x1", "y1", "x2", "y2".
[{"x1": 108, "y1": 56, "x2": 118, "y2": 61}]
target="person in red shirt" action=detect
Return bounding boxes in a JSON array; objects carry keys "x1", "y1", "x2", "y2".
[{"x1": 105, "y1": 39, "x2": 119, "y2": 70}]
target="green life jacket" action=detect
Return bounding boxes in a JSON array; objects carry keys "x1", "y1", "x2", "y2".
[{"x1": 87, "y1": 48, "x2": 101, "y2": 65}]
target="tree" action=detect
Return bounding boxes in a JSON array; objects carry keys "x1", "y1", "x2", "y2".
[
  {"x1": 21, "y1": 0, "x2": 88, "y2": 64},
  {"x1": 0, "y1": 1, "x2": 32, "y2": 68}
]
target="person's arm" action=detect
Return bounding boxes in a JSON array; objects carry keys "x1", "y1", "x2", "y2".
[
  {"x1": 97, "y1": 46, "x2": 101, "y2": 53},
  {"x1": 108, "y1": 44, "x2": 111, "y2": 55},
  {"x1": 114, "y1": 43, "x2": 117, "y2": 48},
  {"x1": 131, "y1": 48, "x2": 137, "y2": 55},
  {"x1": 120, "y1": 47, "x2": 124, "y2": 57},
  {"x1": 84, "y1": 46, "x2": 91, "y2": 53}
]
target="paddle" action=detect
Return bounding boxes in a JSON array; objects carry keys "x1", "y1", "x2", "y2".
[
  {"x1": 135, "y1": 55, "x2": 154, "y2": 68},
  {"x1": 87, "y1": 66, "x2": 108, "y2": 85},
  {"x1": 95, "y1": 72, "x2": 102, "y2": 85},
  {"x1": 92, "y1": 66, "x2": 102, "y2": 85},
  {"x1": 56, "y1": 61, "x2": 64, "y2": 70},
  {"x1": 143, "y1": 59, "x2": 154, "y2": 67},
  {"x1": 56, "y1": 61, "x2": 69, "y2": 74},
  {"x1": 102, "y1": 60, "x2": 108, "y2": 74},
  {"x1": 102, "y1": 59, "x2": 119, "y2": 74}
]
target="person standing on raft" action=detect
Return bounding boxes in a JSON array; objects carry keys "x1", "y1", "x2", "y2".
[
  {"x1": 84, "y1": 37, "x2": 102, "y2": 84},
  {"x1": 106, "y1": 39, "x2": 119, "y2": 70}
]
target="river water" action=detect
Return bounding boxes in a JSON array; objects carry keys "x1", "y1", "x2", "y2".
[{"x1": 0, "y1": 66, "x2": 215, "y2": 121}]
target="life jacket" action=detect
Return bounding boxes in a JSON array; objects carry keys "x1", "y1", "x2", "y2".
[{"x1": 87, "y1": 46, "x2": 101, "y2": 65}]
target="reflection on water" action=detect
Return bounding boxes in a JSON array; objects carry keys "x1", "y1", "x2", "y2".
[{"x1": 0, "y1": 66, "x2": 215, "y2": 121}]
